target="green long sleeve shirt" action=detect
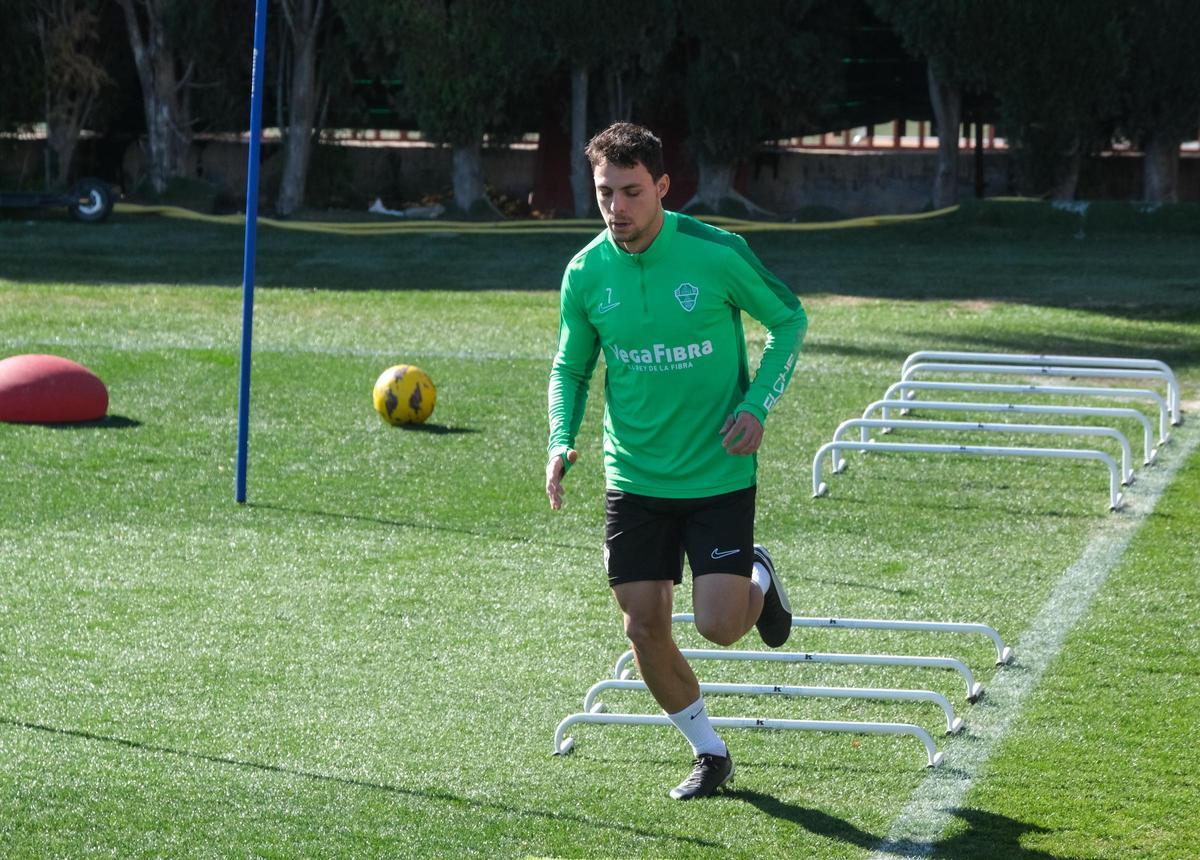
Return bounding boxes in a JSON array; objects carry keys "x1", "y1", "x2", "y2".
[{"x1": 548, "y1": 210, "x2": 808, "y2": 498}]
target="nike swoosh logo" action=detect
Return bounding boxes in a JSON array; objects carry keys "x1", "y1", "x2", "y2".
[
  {"x1": 598, "y1": 302, "x2": 621, "y2": 314},
  {"x1": 689, "y1": 707, "x2": 705, "y2": 720},
  {"x1": 710, "y1": 548, "x2": 741, "y2": 559}
]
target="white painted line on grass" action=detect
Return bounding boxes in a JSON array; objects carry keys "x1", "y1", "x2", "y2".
[
  {"x1": 0, "y1": 336, "x2": 549, "y2": 361},
  {"x1": 870, "y1": 421, "x2": 1199, "y2": 859}
]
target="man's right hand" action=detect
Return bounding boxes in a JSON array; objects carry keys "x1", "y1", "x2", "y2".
[{"x1": 546, "y1": 449, "x2": 578, "y2": 510}]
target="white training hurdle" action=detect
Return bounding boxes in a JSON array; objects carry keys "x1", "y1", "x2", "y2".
[
  {"x1": 862, "y1": 399, "x2": 1157, "y2": 466},
  {"x1": 613, "y1": 647, "x2": 985, "y2": 701},
  {"x1": 811, "y1": 440, "x2": 1124, "y2": 511},
  {"x1": 809, "y1": 351, "x2": 1183, "y2": 510},
  {"x1": 828, "y1": 417, "x2": 1135, "y2": 485},
  {"x1": 900, "y1": 360, "x2": 1179, "y2": 426},
  {"x1": 673, "y1": 612, "x2": 1012, "y2": 665},
  {"x1": 553, "y1": 713, "x2": 946, "y2": 767},
  {"x1": 552, "y1": 611, "x2": 1013, "y2": 767},
  {"x1": 899, "y1": 351, "x2": 1181, "y2": 424},
  {"x1": 880, "y1": 380, "x2": 1171, "y2": 445},
  {"x1": 581, "y1": 679, "x2": 965, "y2": 735}
]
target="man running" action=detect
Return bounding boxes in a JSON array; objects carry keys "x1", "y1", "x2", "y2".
[{"x1": 546, "y1": 122, "x2": 808, "y2": 799}]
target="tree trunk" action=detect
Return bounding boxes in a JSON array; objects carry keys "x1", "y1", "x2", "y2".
[
  {"x1": 605, "y1": 69, "x2": 632, "y2": 122},
  {"x1": 973, "y1": 121, "x2": 985, "y2": 199},
  {"x1": 1143, "y1": 132, "x2": 1180, "y2": 204},
  {"x1": 569, "y1": 65, "x2": 592, "y2": 218},
  {"x1": 117, "y1": 0, "x2": 191, "y2": 194},
  {"x1": 927, "y1": 61, "x2": 961, "y2": 209},
  {"x1": 1050, "y1": 138, "x2": 1082, "y2": 202},
  {"x1": 275, "y1": 0, "x2": 324, "y2": 217},
  {"x1": 46, "y1": 115, "x2": 84, "y2": 188},
  {"x1": 682, "y1": 159, "x2": 774, "y2": 217},
  {"x1": 35, "y1": 1, "x2": 105, "y2": 189},
  {"x1": 44, "y1": 77, "x2": 90, "y2": 188},
  {"x1": 693, "y1": 161, "x2": 734, "y2": 212},
  {"x1": 452, "y1": 141, "x2": 485, "y2": 213}
]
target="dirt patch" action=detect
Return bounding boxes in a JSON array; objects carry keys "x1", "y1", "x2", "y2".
[{"x1": 952, "y1": 299, "x2": 998, "y2": 312}]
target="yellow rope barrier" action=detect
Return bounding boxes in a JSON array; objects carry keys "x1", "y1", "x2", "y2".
[{"x1": 114, "y1": 201, "x2": 964, "y2": 236}]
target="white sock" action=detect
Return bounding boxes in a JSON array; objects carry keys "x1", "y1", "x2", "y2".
[
  {"x1": 751, "y1": 561, "x2": 771, "y2": 596},
  {"x1": 666, "y1": 696, "x2": 728, "y2": 758}
]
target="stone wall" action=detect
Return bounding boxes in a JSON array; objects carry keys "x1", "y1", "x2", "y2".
[
  {"x1": 741, "y1": 150, "x2": 1016, "y2": 216},
  {"x1": 3, "y1": 135, "x2": 1196, "y2": 215},
  {"x1": 180, "y1": 141, "x2": 537, "y2": 209}
]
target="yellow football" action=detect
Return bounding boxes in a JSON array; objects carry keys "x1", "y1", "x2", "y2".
[{"x1": 372, "y1": 364, "x2": 436, "y2": 425}]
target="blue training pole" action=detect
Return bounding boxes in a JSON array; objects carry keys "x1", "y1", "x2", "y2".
[{"x1": 235, "y1": 0, "x2": 268, "y2": 504}]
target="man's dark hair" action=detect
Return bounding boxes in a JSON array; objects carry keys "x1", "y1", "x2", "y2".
[{"x1": 584, "y1": 122, "x2": 665, "y2": 179}]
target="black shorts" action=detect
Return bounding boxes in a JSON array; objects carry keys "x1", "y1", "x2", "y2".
[{"x1": 604, "y1": 486, "x2": 756, "y2": 587}]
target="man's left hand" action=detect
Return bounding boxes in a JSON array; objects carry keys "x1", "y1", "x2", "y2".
[{"x1": 720, "y1": 412, "x2": 763, "y2": 455}]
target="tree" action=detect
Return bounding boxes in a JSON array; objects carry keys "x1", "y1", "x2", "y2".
[
  {"x1": 1118, "y1": 0, "x2": 1200, "y2": 203},
  {"x1": 0, "y1": 0, "x2": 39, "y2": 125},
  {"x1": 986, "y1": 1, "x2": 1126, "y2": 200},
  {"x1": 341, "y1": 0, "x2": 538, "y2": 216},
  {"x1": 115, "y1": 0, "x2": 194, "y2": 194},
  {"x1": 31, "y1": 0, "x2": 111, "y2": 188},
  {"x1": 680, "y1": 0, "x2": 844, "y2": 214},
  {"x1": 114, "y1": 1, "x2": 257, "y2": 197},
  {"x1": 869, "y1": 0, "x2": 993, "y2": 208},
  {"x1": 1, "y1": 1, "x2": 111, "y2": 187},
  {"x1": 532, "y1": 0, "x2": 676, "y2": 216},
  {"x1": 274, "y1": 0, "x2": 329, "y2": 216}
]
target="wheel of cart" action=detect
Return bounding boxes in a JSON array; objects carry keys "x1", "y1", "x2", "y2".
[
  {"x1": 0, "y1": 177, "x2": 115, "y2": 223},
  {"x1": 68, "y1": 178, "x2": 115, "y2": 222}
]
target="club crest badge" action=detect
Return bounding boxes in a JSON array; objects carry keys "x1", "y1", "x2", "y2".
[{"x1": 674, "y1": 282, "x2": 699, "y2": 312}]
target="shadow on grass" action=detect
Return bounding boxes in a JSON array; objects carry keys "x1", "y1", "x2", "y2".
[
  {"x1": 728, "y1": 789, "x2": 878, "y2": 849},
  {"x1": 19, "y1": 414, "x2": 141, "y2": 429},
  {"x1": 810, "y1": 470, "x2": 1103, "y2": 521},
  {"x1": 904, "y1": 329, "x2": 1200, "y2": 372},
  {"x1": 808, "y1": 330, "x2": 1200, "y2": 374},
  {"x1": 247, "y1": 502, "x2": 594, "y2": 553},
  {"x1": 5, "y1": 204, "x2": 1200, "y2": 326},
  {"x1": 926, "y1": 807, "x2": 1080, "y2": 859},
  {"x1": 3, "y1": 717, "x2": 720, "y2": 851},
  {"x1": 389, "y1": 422, "x2": 478, "y2": 435},
  {"x1": 805, "y1": 341, "x2": 916, "y2": 367},
  {"x1": 731, "y1": 789, "x2": 1079, "y2": 859}
]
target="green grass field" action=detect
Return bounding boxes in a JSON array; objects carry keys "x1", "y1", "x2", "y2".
[{"x1": 1, "y1": 202, "x2": 1198, "y2": 858}]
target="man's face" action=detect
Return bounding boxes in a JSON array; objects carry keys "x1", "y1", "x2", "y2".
[{"x1": 593, "y1": 158, "x2": 670, "y2": 253}]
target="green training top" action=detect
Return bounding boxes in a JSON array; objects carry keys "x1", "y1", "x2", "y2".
[{"x1": 548, "y1": 210, "x2": 808, "y2": 498}]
